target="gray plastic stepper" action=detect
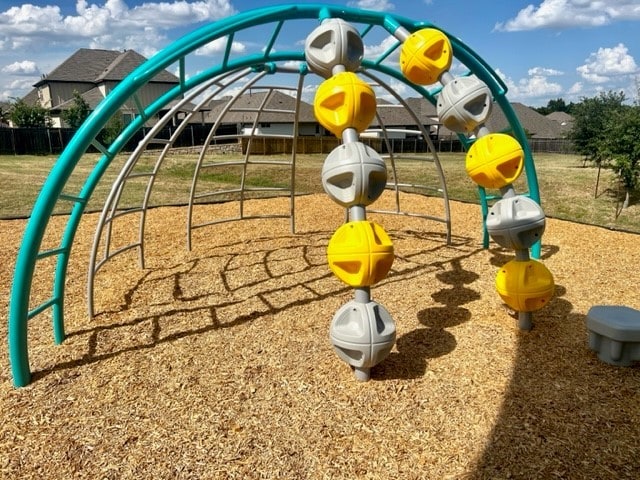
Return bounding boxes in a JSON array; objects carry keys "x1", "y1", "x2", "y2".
[
  {"x1": 436, "y1": 76, "x2": 492, "y2": 134},
  {"x1": 330, "y1": 299, "x2": 396, "y2": 380},
  {"x1": 486, "y1": 195, "x2": 546, "y2": 250},
  {"x1": 586, "y1": 305, "x2": 640, "y2": 366},
  {"x1": 304, "y1": 18, "x2": 363, "y2": 78},
  {"x1": 322, "y1": 142, "x2": 387, "y2": 208}
]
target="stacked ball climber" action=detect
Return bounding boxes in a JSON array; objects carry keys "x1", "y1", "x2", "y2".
[
  {"x1": 305, "y1": 17, "x2": 555, "y2": 382},
  {"x1": 306, "y1": 17, "x2": 396, "y2": 381},
  {"x1": 392, "y1": 23, "x2": 553, "y2": 329}
]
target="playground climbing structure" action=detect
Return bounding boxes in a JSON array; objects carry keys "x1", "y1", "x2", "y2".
[{"x1": 8, "y1": 4, "x2": 551, "y2": 387}]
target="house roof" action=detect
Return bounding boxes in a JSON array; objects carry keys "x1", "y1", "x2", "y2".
[
  {"x1": 54, "y1": 86, "x2": 201, "y2": 116},
  {"x1": 34, "y1": 48, "x2": 178, "y2": 86},
  {"x1": 483, "y1": 102, "x2": 566, "y2": 139},
  {"x1": 55, "y1": 88, "x2": 106, "y2": 110},
  {"x1": 546, "y1": 111, "x2": 573, "y2": 123},
  {"x1": 205, "y1": 89, "x2": 317, "y2": 124},
  {"x1": 546, "y1": 111, "x2": 574, "y2": 133},
  {"x1": 373, "y1": 97, "x2": 439, "y2": 127},
  {"x1": 95, "y1": 49, "x2": 177, "y2": 83}
]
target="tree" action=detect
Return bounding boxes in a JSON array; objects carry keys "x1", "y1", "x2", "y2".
[
  {"x1": 602, "y1": 105, "x2": 640, "y2": 208},
  {"x1": 533, "y1": 97, "x2": 575, "y2": 115},
  {"x1": 99, "y1": 112, "x2": 124, "y2": 146},
  {"x1": 568, "y1": 91, "x2": 626, "y2": 165},
  {"x1": 61, "y1": 90, "x2": 90, "y2": 128},
  {"x1": 9, "y1": 98, "x2": 51, "y2": 127},
  {"x1": 0, "y1": 101, "x2": 11, "y2": 125}
]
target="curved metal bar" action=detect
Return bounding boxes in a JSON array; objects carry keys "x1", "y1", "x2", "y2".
[
  {"x1": 187, "y1": 69, "x2": 268, "y2": 250},
  {"x1": 87, "y1": 73, "x2": 226, "y2": 318},
  {"x1": 362, "y1": 70, "x2": 452, "y2": 244}
]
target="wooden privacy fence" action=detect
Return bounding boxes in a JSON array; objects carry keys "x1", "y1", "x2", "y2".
[{"x1": 1, "y1": 127, "x2": 575, "y2": 156}]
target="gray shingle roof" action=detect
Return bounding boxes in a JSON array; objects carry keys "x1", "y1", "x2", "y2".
[
  {"x1": 95, "y1": 49, "x2": 177, "y2": 83},
  {"x1": 373, "y1": 97, "x2": 438, "y2": 127},
  {"x1": 546, "y1": 111, "x2": 574, "y2": 134},
  {"x1": 484, "y1": 102, "x2": 565, "y2": 139},
  {"x1": 35, "y1": 48, "x2": 178, "y2": 86},
  {"x1": 54, "y1": 87, "x2": 108, "y2": 110},
  {"x1": 205, "y1": 89, "x2": 316, "y2": 123}
]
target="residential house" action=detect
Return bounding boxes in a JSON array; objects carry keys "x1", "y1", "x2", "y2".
[
  {"x1": 370, "y1": 98, "x2": 567, "y2": 141},
  {"x1": 204, "y1": 89, "x2": 319, "y2": 137},
  {"x1": 546, "y1": 111, "x2": 574, "y2": 137},
  {"x1": 22, "y1": 48, "x2": 202, "y2": 128}
]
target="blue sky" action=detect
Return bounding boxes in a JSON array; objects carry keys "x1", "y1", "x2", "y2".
[{"x1": 1, "y1": 0, "x2": 639, "y2": 107}]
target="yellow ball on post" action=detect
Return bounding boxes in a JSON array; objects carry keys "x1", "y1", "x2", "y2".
[
  {"x1": 495, "y1": 259, "x2": 554, "y2": 312},
  {"x1": 400, "y1": 28, "x2": 453, "y2": 85},
  {"x1": 314, "y1": 72, "x2": 377, "y2": 138},
  {"x1": 465, "y1": 133, "x2": 525, "y2": 189},
  {"x1": 327, "y1": 220, "x2": 394, "y2": 287}
]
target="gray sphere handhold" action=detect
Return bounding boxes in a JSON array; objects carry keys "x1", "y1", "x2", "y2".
[
  {"x1": 486, "y1": 195, "x2": 546, "y2": 250},
  {"x1": 330, "y1": 299, "x2": 396, "y2": 378},
  {"x1": 437, "y1": 76, "x2": 492, "y2": 134},
  {"x1": 322, "y1": 142, "x2": 387, "y2": 207},
  {"x1": 304, "y1": 18, "x2": 364, "y2": 78}
]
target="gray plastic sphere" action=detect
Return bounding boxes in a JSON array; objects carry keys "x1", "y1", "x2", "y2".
[
  {"x1": 486, "y1": 195, "x2": 546, "y2": 250},
  {"x1": 322, "y1": 142, "x2": 387, "y2": 208},
  {"x1": 304, "y1": 18, "x2": 364, "y2": 78},
  {"x1": 437, "y1": 76, "x2": 492, "y2": 133},
  {"x1": 330, "y1": 299, "x2": 396, "y2": 381}
]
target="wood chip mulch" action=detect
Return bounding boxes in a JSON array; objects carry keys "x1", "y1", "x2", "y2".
[{"x1": 1, "y1": 192, "x2": 639, "y2": 479}]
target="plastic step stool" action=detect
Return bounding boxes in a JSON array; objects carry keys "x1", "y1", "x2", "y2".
[{"x1": 586, "y1": 305, "x2": 640, "y2": 366}]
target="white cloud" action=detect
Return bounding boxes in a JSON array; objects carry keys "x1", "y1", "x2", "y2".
[
  {"x1": 1, "y1": 60, "x2": 39, "y2": 75},
  {"x1": 528, "y1": 67, "x2": 563, "y2": 77},
  {"x1": 282, "y1": 60, "x2": 303, "y2": 70},
  {"x1": 577, "y1": 43, "x2": 638, "y2": 83},
  {"x1": 374, "y1": 79, "x2": 408, "y2": 103},
  {"x1": 364, "y1": 35, "x2": 400, "y2": 62},
  {"x1": 195, "y1": 37, "x2": 246, "y2": 56},
  {"x1": 347, "y1": 0, "x2": 395, "y2": 12},
  {"x1": 495, "y1": 0, "x2": 640, "y2": 31},
  {"x1": 567, "y1": 82, "x2": 583, "y2": 95},
  {"x1": 0, "y1": 1, "x2": 237, "y2": 50},
  {"x1": 496, "y1": 67, "x2": 563, "y2": 101},
  {"x1": 300, "y1": 83, "x2": 319, "y2": 104}
]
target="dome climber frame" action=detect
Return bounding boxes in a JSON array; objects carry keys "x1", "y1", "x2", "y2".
[{"x1": 8, "y1": 4, "x2": 546, "y2": 387}]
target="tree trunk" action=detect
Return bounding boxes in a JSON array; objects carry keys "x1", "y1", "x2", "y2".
[{"x1": 623, "y1": 189, "x2": 630, "y2": 209}]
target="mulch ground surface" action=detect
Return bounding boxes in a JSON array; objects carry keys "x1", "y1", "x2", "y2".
[{"x1": 1, "y1": 192, "x2": 639, "y2": 479}]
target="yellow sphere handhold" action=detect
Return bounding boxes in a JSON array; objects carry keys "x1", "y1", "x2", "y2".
[
  {"x1": 495, "y1": 259, "x2": 554, "y2": 312},
  {"x1": 400, "y1": 28, "x2": 453, "y2": 85},
  {"x1": 327, "y1": 220, "x2": 394, "y2": 287},
  {"x1": 465, "y1": 133, "x2": 525, "y2": 189},
  {"x1": 314, "y1": 72, "x2": 376, "y2": 138}
]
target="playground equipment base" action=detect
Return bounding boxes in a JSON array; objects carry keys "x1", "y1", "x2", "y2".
[{"x1": 586, "y1": 305, "x2": 640, "y2": 366}]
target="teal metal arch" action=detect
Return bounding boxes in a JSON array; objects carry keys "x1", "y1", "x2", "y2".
[{"x1": 8, "y1": 3, "x2": 541, "y2": 387}]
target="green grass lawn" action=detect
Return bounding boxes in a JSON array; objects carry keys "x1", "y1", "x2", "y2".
[{"x1": 1, "y1": 151, "x2": 638, "y2": 233}]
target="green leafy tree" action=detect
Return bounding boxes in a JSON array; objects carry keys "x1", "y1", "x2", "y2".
[
  {"x1": 568, "y1": 91, "x2": 626, "y2": 165},
  {"x1": 99, "y1": 112, "x2": 124, "y2": 146},
  {"x1": 0, "y1": 102, "x2": 11, "y2": 125},
  {"x1": 9, "y1": 98, "x2": 52, "y2": 127},
  {"x1": 602, "y1": 105, "x2": 640, "y2": 208},
  {"x1": 533, "y1": 97, "x2": 576, "y2": 115},
  {"x1": 61, "y1": 90, "x2": 90, "y2": 128}
]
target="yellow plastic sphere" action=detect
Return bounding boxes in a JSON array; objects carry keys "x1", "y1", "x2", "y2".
[
  {"x1": 314, "y1": 72, "x2": 376, "y2": 138},
  {"x1": 327, "y1": 220, "x2": 394, "y2": 287},
  {"x1": 465, "y1": 133, "x2": 524, "y2": 189},
  {"x1": 495, "y1": 259, "x2": 554, "y2": 312},
  {"x1": 400, "y1": 28, "x2": 452, "y2": 85}
]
